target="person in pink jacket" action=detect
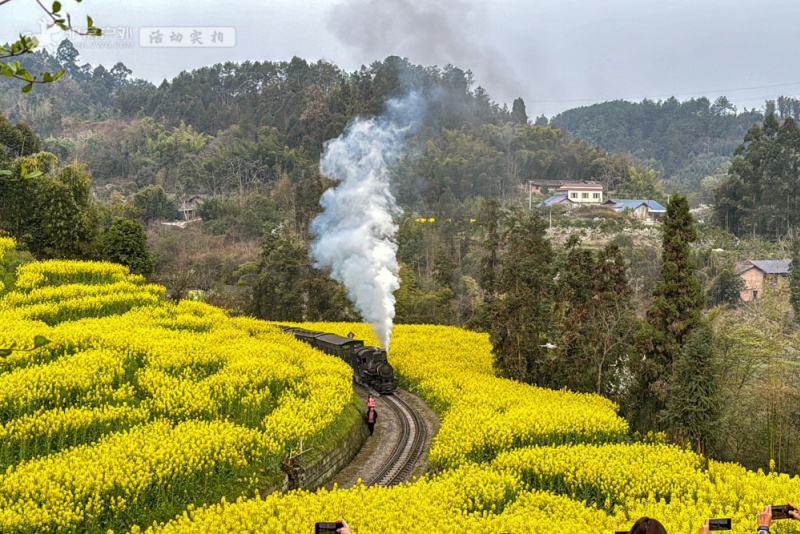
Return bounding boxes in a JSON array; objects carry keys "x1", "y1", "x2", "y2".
[{"x1": 365, "y1": 406, "x2": 378, "y2": 436}]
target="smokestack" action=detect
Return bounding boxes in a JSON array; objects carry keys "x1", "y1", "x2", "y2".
[{"x1": 310, "y1": 92, "x2": 425, "y2": 349}]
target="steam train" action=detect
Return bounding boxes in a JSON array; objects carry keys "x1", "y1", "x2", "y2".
[{"x1": 280, "y1": 327, "x2": 398, "y2": 394}]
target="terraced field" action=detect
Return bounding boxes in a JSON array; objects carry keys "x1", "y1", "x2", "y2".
[{"x1": 1, "y1": 236, "x2": 799, "y2": 533}]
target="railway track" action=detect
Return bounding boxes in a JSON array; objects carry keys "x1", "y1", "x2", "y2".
[{"x1": 364, "y1": 391, "x2": 428, "y2": 487}]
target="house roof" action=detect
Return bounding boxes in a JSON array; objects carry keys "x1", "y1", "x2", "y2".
[
  {"x1": 528, "y1": 179, "x2": 566, "y2": 187},
  {"x1": 604, "y1": 199, "x2": 667, "y2": 212},
  {"x1": 737, "y1": 259, "x2": 791, "y2": 275},
  {"x1": 734, "y1": 261, "x2": 751, "y2": 275},
  {"x1": 557, "y1": 181, "x2": 604, "y2": 192},
  {"x1": 540, "y1": 194, "x2": 573, "y2": 206}
]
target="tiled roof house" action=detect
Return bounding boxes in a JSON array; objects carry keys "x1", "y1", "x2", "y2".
[
  {"x1": 735, "y1": 259, "x2": 791, "y2": 301},
  {"x1": 603, "y1": 199, "x2": 667, "y2": 222}
]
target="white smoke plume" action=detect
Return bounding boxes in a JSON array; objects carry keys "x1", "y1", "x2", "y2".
[{"x1": 310, "y1": 93, "x2": 424, "y2": 349}]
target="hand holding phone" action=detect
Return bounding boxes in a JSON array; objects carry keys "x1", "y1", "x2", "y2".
[
  {"x1": 314, "y1": 521, "x2": 342, "y2": 534},
  {"x1": 708, "y1": 518, "x2": 731, "y2": 530},
  {"x1": 772, "y1": 504, "x2": 798, "y2": 519}
]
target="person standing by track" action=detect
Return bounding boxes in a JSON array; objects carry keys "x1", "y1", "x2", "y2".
[{"x1": 365, "y1": 405, "x2": 378, "y2": 436}]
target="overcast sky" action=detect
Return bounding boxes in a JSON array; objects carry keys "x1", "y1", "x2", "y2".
[{"x1": 4, "y1": 0, "x2": 800, "y2": 117}]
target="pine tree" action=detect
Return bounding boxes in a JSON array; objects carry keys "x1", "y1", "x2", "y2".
[
  {"x1": 490, "y1": 210, "x2": 553, "y2": 384},
  {"x1": 511, "y1": 97, "x2": 528, "y2": 125},
  {"x1": 552, "y1": 240, "x2": 637, "y2": 395},
  {"x1": 627, "y1": 194, "x2": 704, "y2": 432},
  {"x1": 471, "y1": 198, "x2": 503, "y2": 332},
  {"x1": 665, "y1": 318, "x2": 719, "y2": 455},
  {"x1": 479, "y1": 198, "x2": 502, "y2": 298},
  {"x1": 550, "y1": 237, "x2": 595, "y2": 390},
  {"x1": 587, "y1": 243, "x2": 638, "y2": 395}
]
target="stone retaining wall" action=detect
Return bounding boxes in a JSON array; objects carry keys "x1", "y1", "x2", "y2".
[
  {"x1": 270, "y1": 402, "x2": 367, "y2": 493},
  {"x1": 300, "y1": 408, "x2": 369, "y2": 490}
]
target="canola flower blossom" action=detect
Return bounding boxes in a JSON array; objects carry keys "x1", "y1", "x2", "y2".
[
  {"x1": 13, "y1": 259, "x2": 143, "y2": 291},
  {"x1": 145, "y1": 322, "x2": 800, "y2": 533},
  {"x1": 2, "y1": 246, "x2": 800, "y2": 533},
  {"x1": 292, "y1": 322, "x2": 628, "y2": 468},
  {"x1": 0, "y1": 253, "x2": 354, "y2": 533}
]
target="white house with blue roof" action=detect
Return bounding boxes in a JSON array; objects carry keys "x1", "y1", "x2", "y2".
[
  {"x1": 602, "y1": 199, "x2": 667, "y2": 222},
  {"x1": 539, "y1": 181, "x2": 604, "y2": 208},
  {"x1": 538, "y1": 182, "x2": 666, "y2": 223}
]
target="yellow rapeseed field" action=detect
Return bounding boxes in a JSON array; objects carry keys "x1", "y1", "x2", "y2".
[
  {"x1": 144, "y1": 317, "x2": 800, "y2": 533},
  {"x1": 0, "y1": 243, "x2": 354, "y2": 533},
  {"x1": 1, "y1": 238, "x2": 800, "y2": 533}
]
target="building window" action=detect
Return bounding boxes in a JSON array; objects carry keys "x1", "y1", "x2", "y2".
[
  {"x1": 582, "y1": 192, "x2": 588, "y2": 199},
  {"x1": 571, "y1": 192, "x2": 578, "y2": 198},
  {"x1": 593, "y1": 192, "x2": 600, "y2": 199},
  {"x1": 753, "y1": 290, "x2": 758, "y2": 299}
]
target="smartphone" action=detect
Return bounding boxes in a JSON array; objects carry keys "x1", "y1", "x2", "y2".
[
  {"x1": 315, "y1": 522, "x2": 342, "y2": 534},
  {"x1": 709, "y1": 518, "x2": 731, "y2": 530},
  {"x1": 772, "y1": 505, "x2": 797, "y2": 520}
]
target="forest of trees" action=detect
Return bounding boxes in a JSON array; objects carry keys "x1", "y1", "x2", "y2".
[
  {"x1": 6, "y1": 40, "x2": 800, "y2": 476},
  {"x1": 551, "y1": 97, "x2": 764, "y2": 195},
  {"x1": 0, "y1": 42, "x2": 671, "y2": 313},
  {"x1": 713, "y1": 114, "x2": 800, "y2": 239}
]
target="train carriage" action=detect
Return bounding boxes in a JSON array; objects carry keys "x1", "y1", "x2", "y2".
[
  {"x1": 313, "y1": 333, "x2": 364, "y2": 361},
  {"x1": 286, "y1": 328, "x2": 326, "y2": 345},
  {"x1": 281, "y1": 326, "x2": 398, "y2": 394}
]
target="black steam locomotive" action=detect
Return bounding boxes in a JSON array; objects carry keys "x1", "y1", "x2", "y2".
[{"x1": 280, "y1": 327, "x2": 398, "y2": 394}]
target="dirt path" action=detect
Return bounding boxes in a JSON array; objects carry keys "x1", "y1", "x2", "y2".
[{"x1": 325, "y1": 387, "x2": 439, "y2": 490}]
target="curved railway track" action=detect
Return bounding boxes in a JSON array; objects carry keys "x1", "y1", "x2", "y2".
[{"x1": 364, "y1": 391, "x2": 428, "y2": 487}]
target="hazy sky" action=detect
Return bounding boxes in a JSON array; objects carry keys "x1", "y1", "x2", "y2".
[{"x1": 4, "y1": 0, "x2": 800, "y2": 117}]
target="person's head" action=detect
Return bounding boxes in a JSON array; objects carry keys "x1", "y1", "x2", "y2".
[{"x1": 630, "y1": 517, "x2": 667, "y2": 534}]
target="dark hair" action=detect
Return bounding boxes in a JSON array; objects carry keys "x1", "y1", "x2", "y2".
[{"x1": 630, "y1": 517, "x2": 667, "y2": 534}]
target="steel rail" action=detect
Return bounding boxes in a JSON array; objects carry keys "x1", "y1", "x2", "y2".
[{"x1": 365, "y1": 392, "x2": 428, "y2": 487}]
